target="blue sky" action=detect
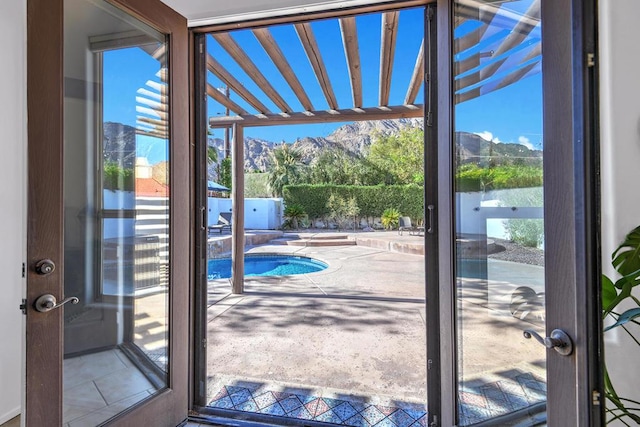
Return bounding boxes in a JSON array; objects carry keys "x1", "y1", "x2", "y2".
[{"x1": 103, "y1": 1, "x2": 543, "y2": 160}]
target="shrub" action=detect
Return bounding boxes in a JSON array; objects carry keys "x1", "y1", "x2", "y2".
[
  {"x1": 282, "y1": 184, "x2": 424, "y2": 224},
  {"x1": 381, "y1": 208, "x2": 400, "y2": 230},
  {"x1": 504, "y1": 219, "x2": 544, "y2": 247},
  {"x1": 283, "y1": 204, "x2": 307, "y2": 230},
  {"x1": 326, "y1": 194, "x2": 360, "y2": 230},
  {"x1": 103, "y1": 162, "x2": 134, "y2": 191}
]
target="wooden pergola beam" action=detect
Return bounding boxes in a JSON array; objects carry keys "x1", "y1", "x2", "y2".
[
  {"x1": 136, "y1": 129, "x2": 168, "y2": 139},
  {"x1": 137, "y1": 87, "x2": 167, "y2": 103},
  {"x1": 206, "y1": 83, "x2": 249, "y2": 115},
  {"x1": 456, "y1": 0, "x2": 540, "y2": 91},
  {"x1": 209, "y1": 104, "x2": 423, "y2": 128},
  {"x1": 136, "y1": 105, "x2": 167, "y2": 121},
  {"x1": 213, "y1": 33, "x2": 293, "y2": 113},
  {"x1": 252, "y1": 27, "x2": 314, "y2": 111},
  {"x1": 137, "y1": 116, "x2": 168, "y2": 129},
  {"x1": 295, "y1": 22, "x2": 339, "y2": 110},
  {"x1": 136, "y1": 95, "x2": 167, "y2": 112},
  {"x1": 455, "y1": 42, "x2": 541, "y2": 104},
  {"x1": 404, "y1": 39, "x2": 424, "y2": 105},
  {"x1": 379, "y1": 11, "x2": 399, "y2": 106},
  {"x1": 206, "y1": 54, "x2": 271, "y2": 114},
  {"x1": 339, "y1": 17, "x2": 362, "y2": 109}
]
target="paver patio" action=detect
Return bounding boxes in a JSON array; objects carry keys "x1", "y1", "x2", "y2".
[{"x1": 204, "y1": 231, "x2": 546, "y2": 425}]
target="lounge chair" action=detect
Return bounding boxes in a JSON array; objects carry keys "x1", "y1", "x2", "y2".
[
  {"x1": 208, "y1": 212, "x2": 232, "y2": 234},
  {"x1": 398, "y1": 216, "x2": 424, "y2": 236}
]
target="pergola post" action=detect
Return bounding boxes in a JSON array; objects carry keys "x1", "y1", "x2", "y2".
[{"x1": 231, "y1": 123, "x2": 245, "y2": 294}]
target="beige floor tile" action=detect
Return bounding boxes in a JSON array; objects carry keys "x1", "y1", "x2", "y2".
[
  {"x1": 64, "y1": 381, "x2": 107, "y2": 411},
  {"x1": 64, "y1": 350, "x2": 128, "y2": 390},
  {"x1": 67, "y1": 391, "x2": 150, "y2": 427},
  {"x1": 93, "y1": 366, "x2": 154, "y2": 405}
]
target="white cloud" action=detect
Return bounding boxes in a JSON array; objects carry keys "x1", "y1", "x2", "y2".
[
  {"x1": 475, "y1": 131, "x2": 501, "y2": 144},
  {"x1": 518, "y1": 135, "x2": 535, "y2": 150}
]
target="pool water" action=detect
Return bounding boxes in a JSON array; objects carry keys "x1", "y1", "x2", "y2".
[{"x1": 207, "y1": 255, "x2": 328, "y2": 280}]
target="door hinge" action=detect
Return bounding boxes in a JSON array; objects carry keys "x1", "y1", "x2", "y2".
[
  {"x1": 426, "y1": 111, "x2": 433, "y2": 127},
  {"x1": 22, "y1": 262, "x2": 25, "y2": 278},
  {"x1": 587, "y1": 53, "x2": 596, "y2": 67},
  {"x1": 20, "y1": 299, "x2": 27, "y2": 315},
  {"x1": 202, "y1": 338, "x2": 207, "y2": 349},
  {"x1": 427, "y1": 359, "x2": 433, "y2": 370},
  {"x1": 592, "y1": 390, "x2": 601, "y2": 406},
  {"x1": 429, "y1": 415, "x2": 438, "y2": 427}
]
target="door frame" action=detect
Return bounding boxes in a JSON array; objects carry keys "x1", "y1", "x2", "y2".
[
  {"x1": 26, "y1": 0, "x2": 191, "y2": 425},
  {"x1": 430, "y1": 0, "x2": 603, "y2": 425}
]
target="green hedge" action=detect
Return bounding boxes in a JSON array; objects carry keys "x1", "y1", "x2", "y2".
[
  {"x1": 456, "y1": 164, "x2": 543, "y2": 192},
  {"x1": 283, "y1": 184, "x2": 424, "y2": 222}
]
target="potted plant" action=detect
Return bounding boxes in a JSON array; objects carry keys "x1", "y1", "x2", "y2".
[{"x1": 602, "y1": 226, "x2": 640, "y2": 424}]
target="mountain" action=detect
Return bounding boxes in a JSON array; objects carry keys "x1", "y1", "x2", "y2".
[
  {"x1": 104, "y1": 119, "x2": 542, "y2": 174},
  {"x1": 207, "y1": 118, "x2": 542, "y2": 172},
  {"x1": 103, "y1": 122, "x2": 137, "y2": 168},
  {"x1": 455, "y1": 132, "x2": 543, "y2": 166}
]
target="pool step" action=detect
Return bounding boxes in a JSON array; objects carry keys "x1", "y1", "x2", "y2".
[{"x1": 272, "y1": 233, "x2": 356, "y2": 247}]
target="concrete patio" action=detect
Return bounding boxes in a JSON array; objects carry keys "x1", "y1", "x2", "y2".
[{"x1": 203, "y1": 230, "x2": 546, "y2": 425}]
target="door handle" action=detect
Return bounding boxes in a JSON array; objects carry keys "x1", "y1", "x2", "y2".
[
  {"x1": 524, "y1": 329, "x2": 574, "y2": 356},
  {"x1": 34, "y1": 294, "x2": 79, "y2": 313}
]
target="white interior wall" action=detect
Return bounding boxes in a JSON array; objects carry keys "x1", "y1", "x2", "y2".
[
  {"x1": 0, "y1": 0, "x2": 26, "y2": 423},
  {"x1": 599, "y1": 0, "x2": 640, "y2": 418}
]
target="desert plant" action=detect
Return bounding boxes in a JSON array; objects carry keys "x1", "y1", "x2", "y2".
[
  {"x1": 381, "y1": 207, "x2": 400, "y2": 230},
  {"x1": 283, "y1": 204, "x2": 306, "y2": 230},
  {"x1": 326, "y1": 194, "x2": 360, "y2": 231},
  {"x1": 602, "y1": 226, "x2": 640, "y2": 424}
]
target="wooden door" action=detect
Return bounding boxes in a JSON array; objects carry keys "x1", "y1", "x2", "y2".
[{"x1": 26, "y1": 0, "x2": 190, "y2": 425}]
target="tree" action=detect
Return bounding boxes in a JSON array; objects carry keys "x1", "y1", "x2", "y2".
[
  {"x1": 267, "y1": 144, "x2": 304, "y2": 197},
  {"x1": 368, "y1": 128, "x2": 424, "y2": 185},
  {"x1": 219, "y1": 157, "x2": 232, "y2": 191}
]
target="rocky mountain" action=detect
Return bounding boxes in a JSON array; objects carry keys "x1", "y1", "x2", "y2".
[
  {"x1": 207, "y1": 118, "x2": 542, "y2": 172},
  {"x1": 103, "y1": 118, "x2": 542, "y2": 174},
  {"x1": 103, "y1": 122, "x2": 137, "y2": 168}
]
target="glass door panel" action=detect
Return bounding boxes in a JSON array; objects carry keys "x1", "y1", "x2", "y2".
[
  {"x1": 63, "y1": 0, "x2": 169, "y2": 424},
  {"x1": 452, "y1": 1, "x2": 545, "y2": 424}
]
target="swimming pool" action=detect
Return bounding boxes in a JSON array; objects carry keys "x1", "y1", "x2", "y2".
[{"x1": 207, "y1": 254, "x2": 328, "y2": 279}]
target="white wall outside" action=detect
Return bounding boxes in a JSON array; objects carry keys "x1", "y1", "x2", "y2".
[
  {"x1": 0, "y1": 0, "x2": 26, "y2": 423},
  {"x1": 599, "y1": 0, "x2": 640, "y2": 420},
  {"x1": 208, "y1": 197, "x2": 283, "y2": 230}
]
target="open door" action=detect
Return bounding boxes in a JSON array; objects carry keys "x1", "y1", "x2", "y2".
[
  {"x1": 26, "y1": 0, "x2": 190, "y2": 425},
  {"x1": 428, "y1": 0, "x2": 602, "y2": 425}
]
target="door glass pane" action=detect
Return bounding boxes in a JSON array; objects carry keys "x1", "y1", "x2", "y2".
[
  {"x1": 453, "y1": 1, "x2": 545, "y2": 425},
  {"x1": 63, "y1": 0, "x2": 169, "y2": 424}
]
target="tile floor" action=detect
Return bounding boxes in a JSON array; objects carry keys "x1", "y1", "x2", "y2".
[
  {"x1": 208, "y1": 384, "x2": 428, "y2": 427},
  {"x1": 207, "y1": 375, "x2": 546, "y2": 427},
  {"x1": 458, "y1": 372, "x2": 546, "y2": 425},
  {"x1": 63, "y1": 349, "x2": 158, "y2": 426}
]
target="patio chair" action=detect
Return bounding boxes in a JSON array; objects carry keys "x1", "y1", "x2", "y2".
[
  {"x1": 398, "y1": 216, "x2": 424, "y2": 236},
  {"x1": 208, "y1": 212, "x2": 232, "y2": 234}
]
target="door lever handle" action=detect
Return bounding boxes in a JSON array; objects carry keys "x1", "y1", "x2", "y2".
[
  {"x1": 524, "y1": 329, "x2": 573, "y2": 356},
  {"x1": 34, "y1": 294, "x2": 79, "y2": 313}
]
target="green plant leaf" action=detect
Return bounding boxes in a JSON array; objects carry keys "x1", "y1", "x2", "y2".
[
  {"x1": 602, "y1": 275, "x2": 618, "y2": 313},
  {"x1": 605, "y1": 308, "x2": 640, "y2": 332},
  {"x1": 613, "y1": 267, "x2": 640, "y2": 290},
  {"x1": 605, "y1": 279, "x2": 634, "y2": 315},
  {"x1": 612, "y1": 226, "x2": 640, "y2": 277}
]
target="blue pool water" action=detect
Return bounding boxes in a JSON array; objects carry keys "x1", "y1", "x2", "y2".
[{"x1": 207, "y1": 255, "x2": 328, "y2": 280}]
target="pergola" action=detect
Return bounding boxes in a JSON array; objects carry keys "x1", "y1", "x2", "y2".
[{"x1": 134, "y1": 0, "x2": 541, "y2": 292}]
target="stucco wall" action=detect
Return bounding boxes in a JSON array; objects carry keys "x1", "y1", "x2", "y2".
[
  {"x1": 599, "y1": 0, "x2": 640, "y2": 420},
  {"x1": 0, "y1": 0, "x2": 26, "y2": 423}
]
